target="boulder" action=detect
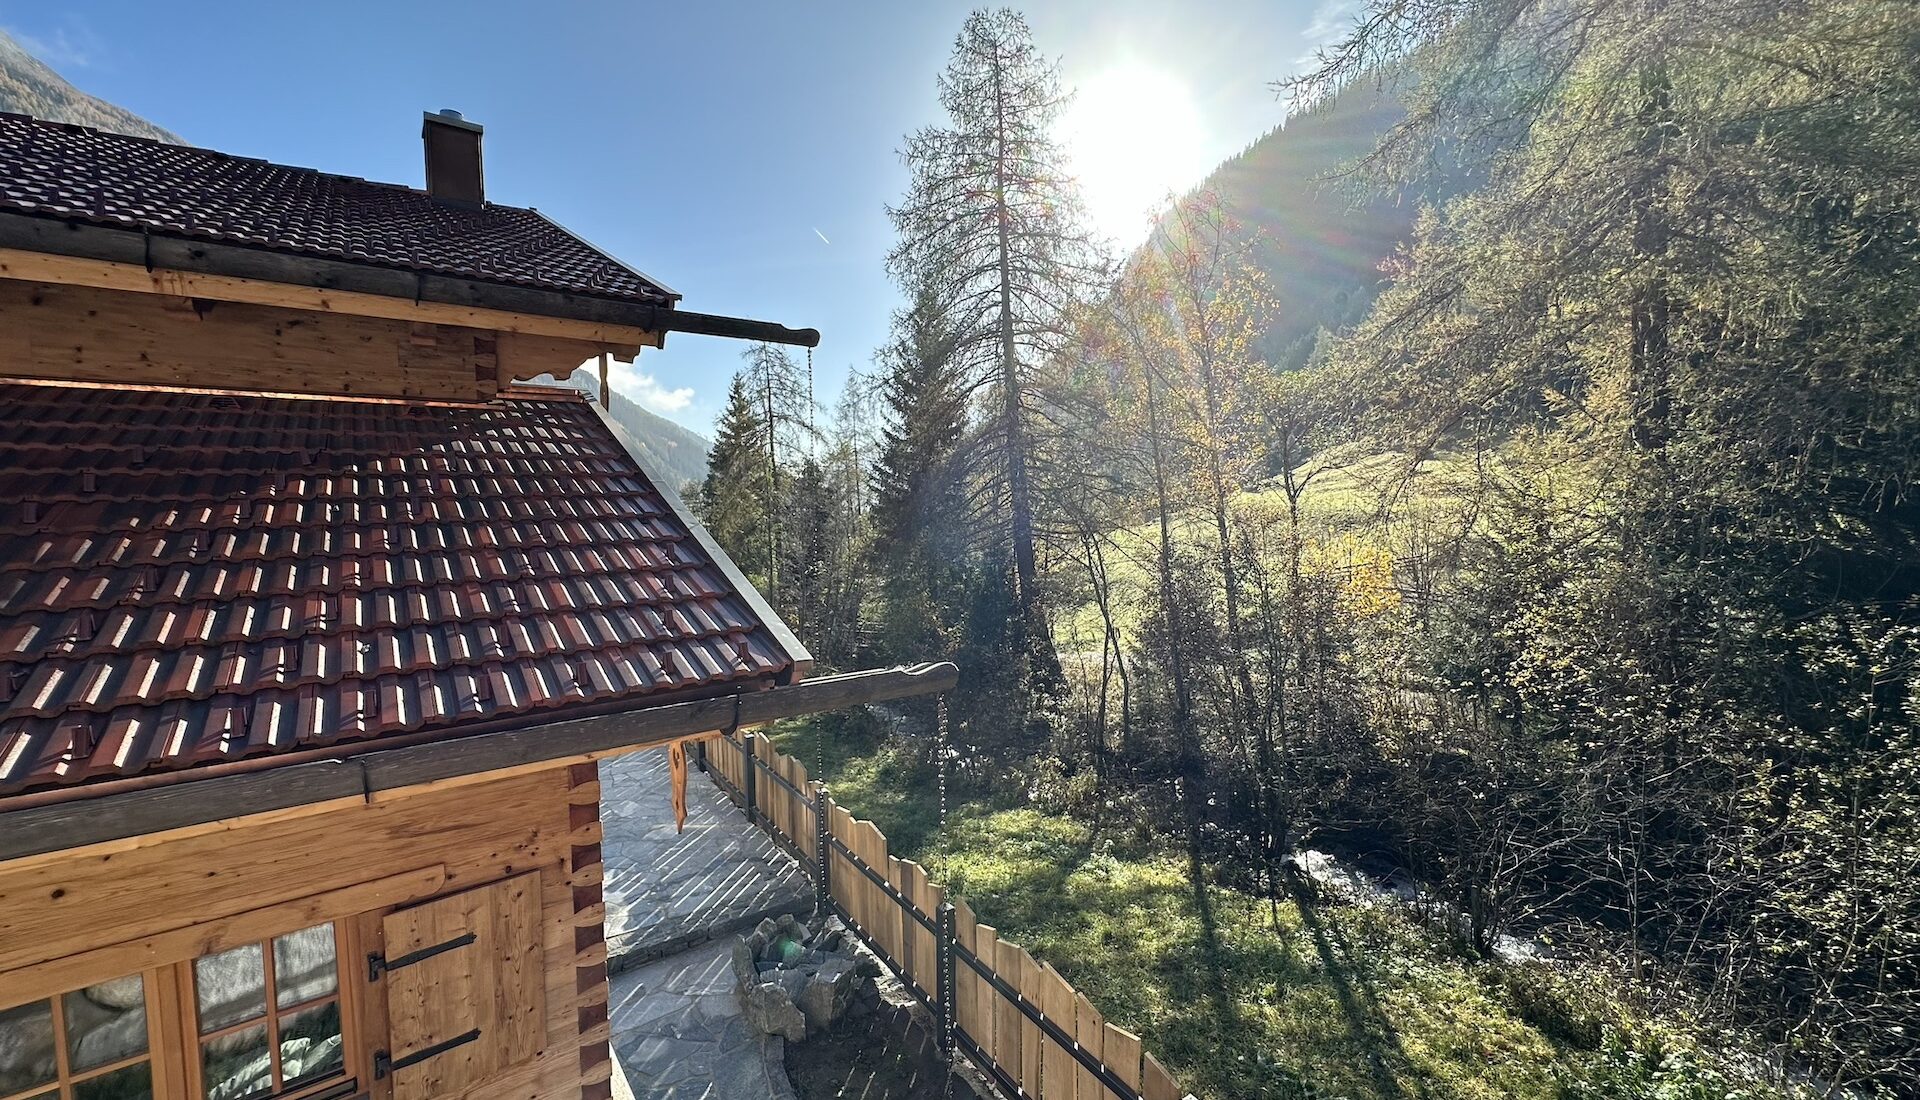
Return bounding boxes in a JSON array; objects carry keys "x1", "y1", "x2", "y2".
[
  {"x1": 797, "y1": 956, "x2": 862, "y2": 1032},
  {"x1": 740, "y1": 981, "x2": 806, "y2": 1042}
]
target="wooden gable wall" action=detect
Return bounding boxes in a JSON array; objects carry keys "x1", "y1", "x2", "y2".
[{"x1": 0, "y1": 278, "x2": 621, "y2": 402}]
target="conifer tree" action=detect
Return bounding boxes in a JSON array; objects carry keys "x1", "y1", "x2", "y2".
[
  {"x1": 697, "y1": 373, "x2": 773, "y2": 582},
  {"x1": 869, "y1": 292, "x2": 969, "y2": 661},
  {"x1": 886, "y1": 7, "x2": 1101, "y2": 661}
]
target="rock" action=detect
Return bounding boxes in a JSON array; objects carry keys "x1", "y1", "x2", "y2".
[
  {"x1": 776, "y1": 968, "x2": 811, "y2": 1002},
  {"x1": 74, "y1": 977, "x2": 145, "y2": 1011},
  {"x1": 740, "y1": 981, "x2": 806, "y2": 1042},
  {"x1": 729, "y1": 938, "x2": 756, "y2": 987},
  {"x1": 797, "y1": 957, "x2": 863, "y2": 1032},
  {"x1": 755, "y1": 961, "x2": 778, "y2": 975}
]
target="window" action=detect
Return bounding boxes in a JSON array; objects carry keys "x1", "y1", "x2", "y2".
[
  {"x1": 0, "y1": 977, "x2": 153, "y2": 1100},
  {"x1": 189, "y1": 924, "x2": 345, "y2": 1100}
]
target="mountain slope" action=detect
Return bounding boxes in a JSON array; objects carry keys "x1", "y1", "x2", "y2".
[
  {"x1": 1205, "y1": 85, "x2": 1414, "y2": 367},
  {"x1": 555, "y1": 369, "x2": 712, "y2": 492},
  {"x1": 0, "y1": 29, "x2": 179, "y2": 141},
  {"x1": 1150, "y1": 79, "x2": 1469, "y2": 372}
]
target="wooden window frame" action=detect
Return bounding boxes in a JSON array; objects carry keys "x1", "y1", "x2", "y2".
[
  {"x1": 3, "y1": 867, "x2": 446, "y2": 1100},
  {"x1": 0, "y1": 976, "x2": 166, "y2": 1100},
  {"x1": 173, "y1": 920, "x2": 367, "y2": 1100}
]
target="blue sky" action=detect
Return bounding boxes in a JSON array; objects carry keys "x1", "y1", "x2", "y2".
[{"x1": 1, "y1": 1, "x2": 1351, "y2": 434}]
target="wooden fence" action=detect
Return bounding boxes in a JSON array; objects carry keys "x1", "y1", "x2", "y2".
[{"x1": 701, "y1": 730, "x2": 1189, "y2": 1100}]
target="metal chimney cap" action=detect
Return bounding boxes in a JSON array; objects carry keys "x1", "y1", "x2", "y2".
[{"x1": 422, "y1": 109, "x2": 483, "y2": 134}]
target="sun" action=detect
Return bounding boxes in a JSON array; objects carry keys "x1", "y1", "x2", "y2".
[{"x1": 1058, "y1": 63, "x2": 1210, "y2": 248}]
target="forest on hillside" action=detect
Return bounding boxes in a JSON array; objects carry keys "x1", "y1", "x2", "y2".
[{"x1": 693, "y1": 4, "x2": 1919, "y2": 1097}]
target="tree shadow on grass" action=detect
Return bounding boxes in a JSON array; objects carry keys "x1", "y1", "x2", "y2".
[{"x1": 1285, "y1": 874, "x2": 1430, "y2": 1100}]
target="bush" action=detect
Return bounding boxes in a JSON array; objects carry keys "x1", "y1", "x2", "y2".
[{"x1": 1557, "y1": 1028, "x2": 1754, "y2": 1100}]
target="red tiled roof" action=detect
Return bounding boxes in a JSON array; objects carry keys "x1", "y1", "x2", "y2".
[
  {"x1": 0, "y1": 112, "x2": 675, "y2": 305},
  {"x1": 0, "y1": 380, "x2": 790, "y2": 795}
]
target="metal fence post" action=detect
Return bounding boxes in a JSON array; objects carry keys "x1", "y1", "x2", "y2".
[
  {"x1": 813, "y1": 781, "x2": 831, "y2": 914},
  {"x1": 936, "y1": 901, "x2": 957, "y2": 1060},
  {"x1": 742, "y1": 730, "x2": 757, "y2": 827}
]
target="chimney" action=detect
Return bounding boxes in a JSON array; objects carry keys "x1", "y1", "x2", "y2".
[{"x1": 421, "y1": 109, "x2": 484, "y2": 207}]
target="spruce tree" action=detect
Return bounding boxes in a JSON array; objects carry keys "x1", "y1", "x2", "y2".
[
  {"x1": 697, "y1": 373, "x2": 773, "y2": 582},
  {"x1": 870, "y1": 292, "x2": 970, "y2": 661}
]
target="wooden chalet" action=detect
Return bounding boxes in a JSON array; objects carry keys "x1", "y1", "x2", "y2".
[{"x1": 0, "y1": 110, "x2": 954, "y2": 1100}]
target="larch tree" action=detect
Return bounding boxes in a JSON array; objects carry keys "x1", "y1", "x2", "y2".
[{"x1": 886, "y1": 7, "x2": 1102, "y2": 687}]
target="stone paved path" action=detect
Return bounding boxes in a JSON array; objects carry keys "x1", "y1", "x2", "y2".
[
  {"x1": 601, "y1": 750, "x2": 811, "y2": 1099},
  {"x1": 600, "y1": 750, "x2": 812, "y2": 964},
  {"x1": 609, "y1": 939, "x2": 792, "y2": 1100}
]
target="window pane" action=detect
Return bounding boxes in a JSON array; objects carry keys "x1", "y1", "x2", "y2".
[
  {"x1": 73, "y1": 1060, "x2": 153, "y2": 1100},
  {"x1": 64, "y1": 976, "x2": 149, "y2": 1071},
  {"x1": 0, "y1": 999, "x2": 57, "y2": 1095},
  {"x1": 272, "y1": 925, "x2": 338, "y2": 1009},
  {"x1": 195, "y1": 945, "x2": 266, "y2": 1034},
  {"x1": 201, "y1": 1025, "x2": 271, "y2": 1100},
  {"x1": 277, "y1": 1002, "x2": 343, "y2": 1086}
]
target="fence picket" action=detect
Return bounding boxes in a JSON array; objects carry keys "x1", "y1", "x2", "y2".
[
  {"x1": 897, "y1": 856, "x2": 921, "y2": 983},
  {"x1": 1141, "y1": 1053, "x2": 1180, "y2": 1100},
  {"x1": 1074, "y1": 992, "x2": 1104, "y2": 1100},
  {"x1": 953, "y1": 901, "x2": 981, "y2": 1051},
  {"x1": 974, "y1": 921, "x2": 1001, "y2": 1067},
  {"x1": 1038, "y1": 962, "x2": 1075, "y2": 1099},
  {"x1": 1103, "y1": 1025, "x2": 1143, "y2": 1096},
  {"x1": 1017, "y1": 948, "x2": 1044, "y2": 1094},
  {"x1": 995, "y1": 937, "x2": 1029, "y2": 1093},
  {"x1": 828, "y1": 802, "x2": 855, "y2": 914},
  {"x1": 891, "y1": 856, "x2": 919, "y2": 991}
]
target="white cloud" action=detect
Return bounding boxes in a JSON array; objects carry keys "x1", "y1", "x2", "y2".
[
  {"x1": 584, "y1": 357, "x2": 695, "y2": 415},
  {"x1": 6, "y1": 23, "x2": 101, "y2": 69},
  {"x1": 1298, "y1": 0, "x2": 1363, "y2": 64}
]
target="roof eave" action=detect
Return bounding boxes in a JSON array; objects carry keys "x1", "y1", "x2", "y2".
[
  {"x1": 0, "y1": 663, "x2": 958, "y2": 861},
  {"x1": 0, "y1": 210, "x2": 820, "y2": 348}
]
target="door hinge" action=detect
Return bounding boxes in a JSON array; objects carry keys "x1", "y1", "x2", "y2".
[
  {"x1": 366, "y1": 931, "x2": 476, "y2": 982},
  {"x1": 373, "y1": 1030, "x2": 483, "y2": 1079}
]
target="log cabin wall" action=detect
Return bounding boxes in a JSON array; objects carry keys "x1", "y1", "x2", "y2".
[
  {"x1": 0, "y1": 764, "x2": 612, "y2": 1100},
  {"x1": 0, "y1": 278, "x2": 611, "y2": 401}
]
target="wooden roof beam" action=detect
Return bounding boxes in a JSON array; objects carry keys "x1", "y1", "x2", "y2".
[
  {"x1": 0, "y1": 246, "x2": 663, "y2": 350},
  {"x1": 0, "y1": 663, "x2": 959, "y2": 861}
]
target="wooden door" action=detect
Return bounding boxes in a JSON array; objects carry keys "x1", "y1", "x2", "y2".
[{"x1": 376, "y1": 872, "x2": 544, "y2": 1100}]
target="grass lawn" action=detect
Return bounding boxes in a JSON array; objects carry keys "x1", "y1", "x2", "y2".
[{"x1": 770, "y1": 716, "x2": 1579, "y2": 1100}]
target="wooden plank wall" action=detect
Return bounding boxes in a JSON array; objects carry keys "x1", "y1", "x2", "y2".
[
  {"x1": 707, "y1": 732, "x2": 1186, "y2": 1100},
  {"x1": 0, "y1": 278, "x2": 603, "y2": 401},
  {"x1": 0, "y1": 765, "x2": 604, "y2": 1100}
]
